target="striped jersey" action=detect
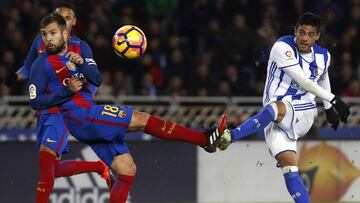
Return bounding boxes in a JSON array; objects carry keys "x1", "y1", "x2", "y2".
[
  {"x1": 29, "y1": 40, "x2": 102, "y2": 113},
  {"x1": 263, "y1": 35, "x2": 330, "y2": 109}
]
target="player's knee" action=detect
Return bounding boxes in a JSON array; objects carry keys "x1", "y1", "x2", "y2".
[
  {"x1": 129, "y1": 111, "x2": 151, "y2": 131},
  {"x1": 111, "y1": 154, "x2": 137, "y2": 176},
  {"x1": 275, "y1": 151, "x2": 297, "y2": 167}
]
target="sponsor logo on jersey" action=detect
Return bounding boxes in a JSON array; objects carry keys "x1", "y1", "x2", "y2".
[
  {"x1": 29, "y1": 84, "x2": 36, "y2": 99},
  {"x1": 47, "y1": 138, "x2": 57, "y2": 143},
  {"x1": 56, "y1": 66, "x2": 66, "y2": 74}
]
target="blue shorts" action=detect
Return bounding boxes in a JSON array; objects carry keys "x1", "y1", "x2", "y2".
[
  {"x1": 36, "y1": 113, "x2": 69, "y2": 157},
  {"x1": 64, "y1": 105, "x2": 133, "y2": 167}
]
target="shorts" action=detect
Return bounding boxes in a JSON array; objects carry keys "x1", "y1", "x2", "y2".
[
  {"x1": 265, "y1": 100, "x2": 318, "y2": 157},
  {"x1": 64, "y1": 104, "x2": 133, "y2": 167},
  {"x1": 36, "y1": 113, "x2": 69, "y2": 157}
]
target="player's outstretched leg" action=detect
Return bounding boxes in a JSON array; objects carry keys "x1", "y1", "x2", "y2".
[
  {"x1": 142, "y1": 112, "x2": 227, "y2": 153},
  {"x1": 54, "y1": 160, "x2": 114, "y2": 189},
  {"x1": 217, "y1": 102, "x2": 279, "y2": 151}
]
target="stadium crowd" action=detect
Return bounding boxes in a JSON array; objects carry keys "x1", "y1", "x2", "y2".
[{"x1": 0, "y1": 0, "x2": 359, "y2": 97}]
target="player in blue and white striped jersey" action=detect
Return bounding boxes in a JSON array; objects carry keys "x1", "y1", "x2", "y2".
[{"x1": 218, "y1": 13, "x2": 350, "y2": 203}]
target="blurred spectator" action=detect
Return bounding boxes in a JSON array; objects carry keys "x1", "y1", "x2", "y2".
[
  {"x1": 96, "y1": 71, "x2": 113, "y2": 96},
  {"x1": 342, "y1": 79, "x2": 360, "y2": 97},
  {"x1": 164, "y1": 75, "x2": 186, "y2": 96},
  {"x1": 139, "y1": 72, "x2": 157, "y2": 96}
]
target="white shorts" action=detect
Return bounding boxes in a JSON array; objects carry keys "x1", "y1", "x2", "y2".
[{"x1": 265, "y1": 100, "x2": 318, "y2": 157}]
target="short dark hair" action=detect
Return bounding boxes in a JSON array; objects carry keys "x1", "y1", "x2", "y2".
[
  {"x1": 296, "y1": 12, "x2": 321, "y2": 32},
  {"x1": 54, "y1": 0, "x2": 76, "y2": 16},
  {"x1": 40, "y1": 12, "x2": 67, "y2": 30}
]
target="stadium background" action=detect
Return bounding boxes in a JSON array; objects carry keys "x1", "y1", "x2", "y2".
[{"x1": 1, "y1": 0, "x2": 360, "y2": 202}]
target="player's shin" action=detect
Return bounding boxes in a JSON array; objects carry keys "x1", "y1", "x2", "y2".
[
  {"x1": 282, "y1": 166, "x2": 311, "y2": 203},
  {"x1": 230, "y1": 103, "x2": 278, "y2": 141},
  {"x1": 35, "y1": 151, "x2": 56, "y2": 203},
  {"x1": 109, "y1": 174, "x2": 135, "y2": 203},
  {"x1": 144, "y1": 115, "x2": 207, "y2": 146}
]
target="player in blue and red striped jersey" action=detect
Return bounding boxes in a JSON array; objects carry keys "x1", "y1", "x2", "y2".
[
  {"x1": 6, "y1": 2, "x2": 112, "y2": 203},
  {"x1": 29, "y1": 12, "x2": 227, "y2": 203}
]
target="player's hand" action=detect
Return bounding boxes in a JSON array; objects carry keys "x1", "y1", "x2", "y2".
[
  {"x1": 330, "y1": 96, "x2": 350, "y2": 123},
  {"x1": 4, "y1": 72, "x2": 19, "y2": 86},
  {"x1": 325, "y1": 107, "x2": 340, "y2": 131},
  {"x1": 66, "y1": 51, "x2": 84, "y2": 65},
  {"x1": 67, "y1": 77, "x2": 83, "y2": 92}
]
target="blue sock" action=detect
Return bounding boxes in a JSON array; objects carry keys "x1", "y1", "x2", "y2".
[
  {"x1": 230, "y1": 103, "x2": 277, "y2": 141},
  {"x1": 283, "y1": 170, "x2": 311, "y2": 203}
]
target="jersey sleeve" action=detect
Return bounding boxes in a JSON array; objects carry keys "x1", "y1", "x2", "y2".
[
  {"x1": 77, "y1": 41, "x2": 102, "y2": 87},
  {"x1": 270, "y1": 41, "x2": 299, "y2": 69},
  {"x1": 283, "y1": 64, "x2": 335, "y2": 102},
  {"x1": 323, "y1": 51, "x2": 331, "y2": 74},
  {"x1": 19, "y1": 35, "x2": 42, "y2": 80},
  {"x1": 29, "y1": 57, "x2": 75, "y2": 110},
  {"x1": 318, "y1": 51, "x2": 332, "y2": 109}
]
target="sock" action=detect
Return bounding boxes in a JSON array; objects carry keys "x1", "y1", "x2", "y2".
[
  {"x1": 54, "y1": 160, "x2": 104, "y2": 177},
  {"x1": 231, "y1": 103, "x2": 277, "y2": 141},
  {"x1": 35, "y1": 151, "x2": 56, "y2": 203},
  {"x1": 144, "y1": 116, "x2": 206, "y2": 146},
  {"x1": 109, "y1": 174, "x2": 135, "y2": 203},
  {"x1": 283, "y1": 166, "x2": 311, "y2": 203}
]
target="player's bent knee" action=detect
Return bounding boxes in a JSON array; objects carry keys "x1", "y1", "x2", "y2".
[
  {"x1": 275, "y1": 151, "x2": 297, "y2": 167},
  {"x1": 111, "y1": 153, "x2": 137, "y2": 176},
  {"x1": 128, "y1": 111, "x2": 151, "y2": 131},
  {"x1": 39, "y1": 144, "x2": 58, "y2": 158}
]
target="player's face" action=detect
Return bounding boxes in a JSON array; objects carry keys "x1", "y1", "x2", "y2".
[
  {"x1": 55, "y1": 7, "x2": 76, "y2": 35},
  {"x1": 294, "y1": 25, "x2": 320, "y2": 53},
  {"x1": 40, "y1": 22, "x2": 68, "y2": 54}
]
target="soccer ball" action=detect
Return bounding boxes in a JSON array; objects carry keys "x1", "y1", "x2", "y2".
[{"x1": 112, "y1": 25, "x2": 147, "y2": 60}]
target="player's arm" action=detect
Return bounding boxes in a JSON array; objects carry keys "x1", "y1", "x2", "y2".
[
  {"x1": 29, "y1": 58, "x2": 75, "y2": 110},
  {"x1": 272, "y1": 42, "x2": 350, "y2": 122},
  {"x1": 317, "y1": 52, "x2": 332, "y2": 109},
  {"x1": 66, "y1": 41, "x2": 102, "y2": 86},
  {"x1": 317, "y1": 52, "x2": 340, "y2": 130},
  {"x1": 19, "y1": 35, "x2": 43, "y2": 80},
  {"x1": 6, "y1": 35, "x2": 42, "y2": 86}
]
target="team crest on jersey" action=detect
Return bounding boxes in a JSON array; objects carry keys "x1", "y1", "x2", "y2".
[
  {"x1": 118, "y1": 110, "x2": 126, "y2": 118},
  {"x1": 314, "y1": 67, "x2": 319, "y2": 77},
  {"x1": 66, "y1": 61, "x2": 77, "y2": 71},
  {"x1": 285, "y1": 50, "x2": 294, "y2": 60}
]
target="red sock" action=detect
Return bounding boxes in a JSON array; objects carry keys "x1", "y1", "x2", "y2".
[
  {"x1": 54, "y1": 160, "x2": 104, "y2": 177},
  {"x1": 35, "y1": 151, "x2": 56, "y2": 203},
  {"x1": 144, "y1": 116, "x2": 206, "y2": 146},
  {"x1": 110, "y1": 175, "x2": 135, "y2": 203}
]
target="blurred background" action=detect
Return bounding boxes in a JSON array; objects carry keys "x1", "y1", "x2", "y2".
[{"x1": 1, "y1": 0, "x2": 360, "y2": 203}]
